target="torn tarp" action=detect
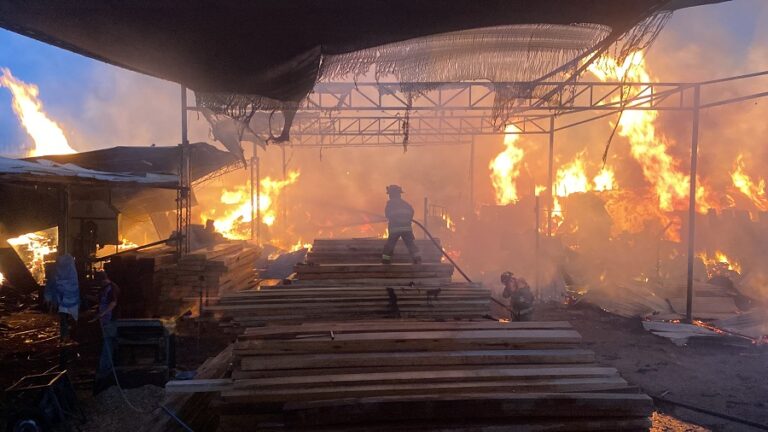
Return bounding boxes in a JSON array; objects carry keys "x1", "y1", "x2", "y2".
[{"x1": 0, "y1": 156, "x2": 179, "y2": 188}]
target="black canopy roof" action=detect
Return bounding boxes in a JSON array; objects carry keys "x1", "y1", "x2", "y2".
[
  {"x1": 24, "y1": 143, "x2": 237, "y2": 181},
  {"x1": 0, "y1": 0, "x2": 727, "y2": 104}
]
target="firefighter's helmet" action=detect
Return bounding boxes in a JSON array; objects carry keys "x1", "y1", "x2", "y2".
[
  {"x1": 500, "y1": 271, "x2": 514, "y2": 284},
  {"x1": 386, "y1": 184, "x2": 404, "y2": 195}
]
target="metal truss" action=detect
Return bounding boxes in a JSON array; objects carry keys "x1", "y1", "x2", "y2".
[
  {"x1": 306, "y1": 72, "x2": 766, "y2": 114},
  {"x1": 278, "y1": 70, "x2": 768, "y2": 147},
  {"x1": 287, "y1": 113, "x2": 551, "y2": 147}
]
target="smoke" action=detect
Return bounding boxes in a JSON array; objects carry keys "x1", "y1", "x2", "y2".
[{"x1": 0, "y1": 1, "x2": 765, "y2": 305}]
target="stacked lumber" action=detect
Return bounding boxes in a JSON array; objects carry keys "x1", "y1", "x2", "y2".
[
  {"x1": 306, "y1": 238, "x2": 443, "y2": 264},
  {"x1": 158, "y1": 241, "x2": 258, "y2": 315},
  {"x1": 294, "y1": 262, "x2": 453, "y2": 280},
  {"x1": 204, "y1": 281, "x2": 490, "y2": 328},
  {"x1": 166, "y1": 320, "x2": 653, "y2": 431},
  {"x1": 202, "y1": 235, "x2": 489, "y2": 327},
  {"x1": 105, "y1": 246, "x2": 177, "y2": 317}
]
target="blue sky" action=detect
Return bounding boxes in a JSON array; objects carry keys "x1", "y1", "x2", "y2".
[{"x1": 0, "y1": 0, "x2": 765, "y2": 157}]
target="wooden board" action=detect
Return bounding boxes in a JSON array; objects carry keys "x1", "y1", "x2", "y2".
[
  {"x1": 234, "y1": 330, "x2": 582, "y2": 355},
  {"x1": 279, "y1": 393, "x2": 654, "y2": 426},
  {"x1": 239, "y1": 349, "x2": 595, "y2": 371}
]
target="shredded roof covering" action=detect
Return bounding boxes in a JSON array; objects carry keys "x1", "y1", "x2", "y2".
[{"x1": 0, "y1": 156, "x2": 179, "y2": 188}]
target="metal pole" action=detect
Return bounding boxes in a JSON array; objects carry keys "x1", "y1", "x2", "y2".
[
  {"x1": 534, "y1": 194, "x2": 540, "y2": 299},
  {"x1": 281, "y1": 145, "x2": 287, "y2": 230},
  {"x1": 547, "y1": 116, "x2": 555, "y2": 237},
  {"x1": 423, "y1": 197, "x2": 429, "y2": 239},
  {"x1": 256, "y1": 155, "x2": 261, "y2": 245},
  {"x1": 685, "y1": 85, "x2": 701, "y2": 323},
  {"x1": 468, "y1": 137, "x2": 475, "y2": 214},
  {"x1": 181, "y1": 85, "x2": 191, "y2": 254},
  {"x1": 250, "y1": 144, "x2": 256, "y2": 241}
]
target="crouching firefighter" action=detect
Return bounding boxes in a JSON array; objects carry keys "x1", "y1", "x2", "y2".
[
  {"x1": 501, "y1": 271, "x2": 534, "y2": 321},
  {"x1": 382, "y1": 185, "x2": 422, "y2": 265}
]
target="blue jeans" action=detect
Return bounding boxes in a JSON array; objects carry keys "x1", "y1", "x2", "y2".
[{"x1": 97, "y1": 321, "x2": 117, "y2": 379}]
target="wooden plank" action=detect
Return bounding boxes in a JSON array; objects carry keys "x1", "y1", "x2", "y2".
[
  {"x1": 234, "y1": 332, "x2": 580, "y2": 354},
  {"x1": 230, "y1": 310, "x2": 490, "y2": 323},
  {"x1": 239, "y1": 349, "x2": 594, "y2": 371},
  {"x1": 240, "y1": 321, "x2": 574, "y2": 339},
  {"x1": 230, "y1": 367, "x2": 620, "y2": 391},
  {"x1": 296, "y1": 272, "x2": 453, "y2": 280},
  {"x1": 166, "y1": 378, "x2": 232, "y2": 393},
  {"x1": 295, "y1": 263, "x2": 453, "y2": 274},
  {"x1": 280, "y1": 393, "x2": 654, "y2": 426},
  {"x1": 209, "y1": 299, "x2": 489, "y2": 311},
  {"x1": 220, "y1": 377, "x2": 631, "y2": 403},
  {"x1": 286, "y1": 278, "x2": 453, "y2": 286}
]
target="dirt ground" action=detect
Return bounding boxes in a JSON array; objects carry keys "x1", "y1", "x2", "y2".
[{"x1": 535, "y1": 302, "x2": 768, "y2": 432}]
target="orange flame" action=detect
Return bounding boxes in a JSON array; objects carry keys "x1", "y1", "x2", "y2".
[
  {"x1": 200, "y1": 171, "x2": 300, "y2": 239},
  {"x1": 555, "y1": 158, "x2": 590, "y2": 197},
  {"x1": 731, "y1": 155, "x2": 767, "y2": 211},
  {"x1": 0, "y1": 68, "x2": 76, "y2": 157},
  {"x1": 588, "y1": 52, "x2": 714, "y2": 213},
  {"x1": 593, "y1": 167, "x2": 616, "y2": 192},
  {"x1": 6, "y1": 227, "x2": 58, "y2": 285},
  {"x1": 554, "y1": 156, "x2": 616, "y2": 197},
  {"x1": 489, "y1": 125, "x2": 525, "y2": 205},
  {"x1": 698, "y1": 250, "x2": 741, "y2": 278}
]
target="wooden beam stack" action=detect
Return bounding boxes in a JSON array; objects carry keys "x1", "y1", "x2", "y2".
[
  {"x1": 306, "y1": 238, "x2": 443, "y2": 264},
  {"x1": 204, "y1": 281, "x2": 490, "y2": 328},
  {"x1": 294, "y1": 262, "x2": 454, "y2": 281},
  {"x1": 158, "y1": 241, "x2": 259, "y2": 315},
  {"x1": 166, "y1": 320, "x2": 653, "y2": 431}
]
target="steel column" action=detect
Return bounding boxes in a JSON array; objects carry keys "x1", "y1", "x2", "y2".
[
  {"x1": 547, "y1": 116, "x2": 555, "y2": 237},
  {"x1": 685, "y1": 85, "x2": 701, "y2": 323}
]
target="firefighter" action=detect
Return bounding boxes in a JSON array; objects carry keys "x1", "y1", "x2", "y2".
[
  {"x1": 501, "y1": 271, "x2": 534, "y2": 321},
  {"x1": 382, "y1": 185, "x2": 422, "y2": 265}
]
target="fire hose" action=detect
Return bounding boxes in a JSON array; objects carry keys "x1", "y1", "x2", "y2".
[{"x1": 410, "y1": 220, "x2": 513, "y2": 314}]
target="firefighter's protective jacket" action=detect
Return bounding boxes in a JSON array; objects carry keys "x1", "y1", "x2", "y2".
[{"x1": 385, "y1": 197, "x2": 415, "y2": 233}]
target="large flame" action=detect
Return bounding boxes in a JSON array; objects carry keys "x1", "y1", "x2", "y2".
[
  {"x1": 555, "y1": 159, "x2": 617, "y2": 197},
  {"x1": 0, "y1": 68, "x2": 76, "y2": 157},
  {"x1": 555, "y1": 158, "x2": 590, "y2": 197},
  {"x1": 489, "y1": 125, "x2": 525, "y2": 205},
  {"x1": 731, "y1": 155, "x2": 767, "y2": 211},
  {"x1": 593, "y1": 167, "x2": 616, "y2": 192},
  {"x1": 588, "y1": 52, "x2": 714, "y2": 213},
  {"x1": 6, "y1": 227, "x2": 58, "y2": 285},
  {"x1": 201, "y1": 171, "x2": 300, "y2": 239}
]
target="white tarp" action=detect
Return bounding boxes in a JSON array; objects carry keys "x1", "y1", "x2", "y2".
[{"x1": 0, "y1": 156, "x2": 178, "y2": 188}]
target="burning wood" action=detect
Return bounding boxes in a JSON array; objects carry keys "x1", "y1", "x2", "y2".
[{"x1": 6, "y1": 227, "x2": 58, "y2": 285}]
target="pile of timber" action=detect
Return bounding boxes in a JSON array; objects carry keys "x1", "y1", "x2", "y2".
[
  {"x1": 292, "y1": 262, "x2": 454, "y2": 285},
  {"x1": 167, "y1": 320, "x2": 653, "y2": 431},
  {"x1": 204, "y1": 260, "x2": 492, "y2": 329},
  {"x1": 158, "y1": 242, "x2": 259, "y2": 315},
  {"x1": 306, "y1": 238, "x2": 443, "y2": 264},
  {"x1": 105, "y1": 246, "x2": 176, "y2": 318},
  {"x1": 204, "y1": 280, "x2": 490, "y2": 329}
]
